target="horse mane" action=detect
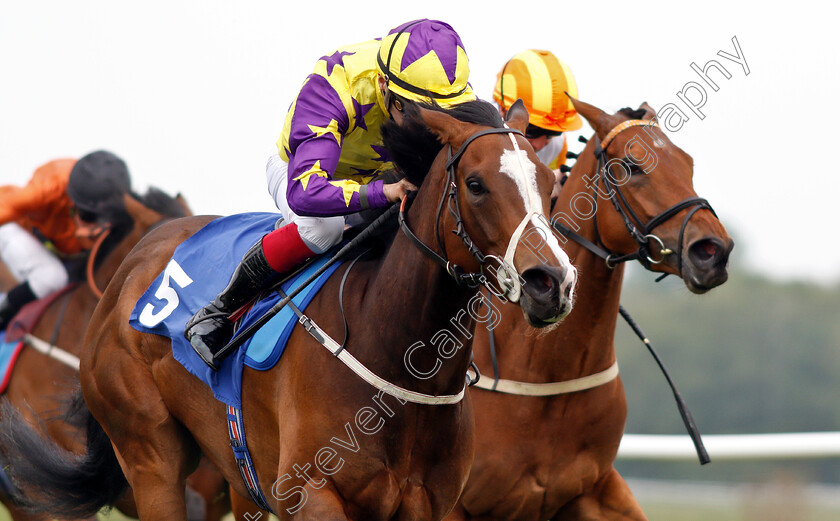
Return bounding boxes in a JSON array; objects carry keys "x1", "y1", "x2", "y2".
[
  {"x1": 349, "y1": 99, "x2": 504, "y2": 256},
  {"x1": 617, "y1": 107, "x2": 647, "y2": 120},
  {"x1": 130, "y1": 186, "x2": 189, "y2": 218},
  {"x1": 90, "y1": 187, "x2": 188, "y2": 273},
  {"x1": 381, "y1": 99, "x2": 504, "y2": 187}
]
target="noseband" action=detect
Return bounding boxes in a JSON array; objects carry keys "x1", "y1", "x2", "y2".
[
  {"x1": 399, "y1": 126, "x2": 531, "y2": 300},
  {"x1": 555, "y1": 119, "x2": 716, "y2": 275}
]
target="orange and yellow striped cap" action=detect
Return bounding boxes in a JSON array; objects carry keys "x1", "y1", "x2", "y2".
[{"x1": 493, "y1": 50, "x2": 582, "y2": 133}]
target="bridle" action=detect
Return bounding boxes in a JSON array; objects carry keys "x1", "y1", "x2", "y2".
[
  {"x1": 399, "y1": 125, "x2": 535, "y2": 301},
  {"x1": 554, "y1": 119, "x2": 717, "y2": 275}
]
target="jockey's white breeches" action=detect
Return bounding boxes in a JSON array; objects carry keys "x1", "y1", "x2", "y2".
[
  {"x1": 265, "y1": 154, "x2": 344, "y2": 254},
  {"x1": 0, "y1": 223, "x2": 69, "y2": 298}
]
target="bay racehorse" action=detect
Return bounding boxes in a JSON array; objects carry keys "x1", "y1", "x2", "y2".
[
  {"x1": 2, "y1": 98, "x2": 576, "y2": 521},
  {"x1": 446, "y1": 98, "x2": 733, "y2": 521},
  {"x1": 0, "y1": 191, "x2": 232, "y2": 521}
]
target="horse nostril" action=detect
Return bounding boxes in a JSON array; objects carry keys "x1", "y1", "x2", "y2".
[
  {"x1": 688, "y1": 238, "x2": 723, "y2": 266},
  {"x1": 521, "y1": 267, "x2": 557, "y2": 297}
]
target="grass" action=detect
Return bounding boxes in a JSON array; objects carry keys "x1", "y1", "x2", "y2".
[
  {"x1": 640, "y1": 502, "x2": 840, "y2": 521},
  {"x1": 1, "y1": 486, "x2": 838, "y2": 521}
]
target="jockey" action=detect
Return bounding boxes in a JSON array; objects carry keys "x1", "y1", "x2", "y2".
[
  {"x1": 493, "y1": 49, "x2": 582, "y2": 199},
  {"x1": 0, "y1": 151, "x2": 132, "y2": 331},
  {"x1": 186, "y1": 18, "x2": 476, "y2": 370}
]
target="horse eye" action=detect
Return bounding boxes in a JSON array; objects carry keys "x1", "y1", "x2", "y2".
[
  {"x1": 466, "y1": 179, "x2": 486, "y2": 195},
  {"x1": 623, "y1": 160, "x2": 645, "y2": 175}
]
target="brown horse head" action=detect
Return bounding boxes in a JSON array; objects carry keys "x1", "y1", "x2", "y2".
[
  {"x1": 568, "y1": 97, "x2": 733, "y2": 293},
  {"x1": 400, "y1": 98, "x2": 577, "y2": 325}
]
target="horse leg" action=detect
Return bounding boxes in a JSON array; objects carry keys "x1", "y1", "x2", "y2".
[
  {"x1": 284, "y1": 486, "x2": 352, "y2": 521},
  {"x1": 229, "y1": 485, "x2": 267, "y2": 521},
  {"x1": 440, "y1": 504, "x2": 472, "y2": 521},
  {"x1": 108, "y1": 419, "x2": 197, "y2": 521},
  {"x1": 185, "y1": 460, "x2": 231, "y2": 521},
  {"x1": 83, "y1": 359, "x2": 198, "y2": 521},
  {"x1": 551, "y1": 469, "x2": 647, "y2": 521}
]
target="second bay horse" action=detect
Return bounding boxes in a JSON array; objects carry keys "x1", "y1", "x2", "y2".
[{"x1": 447, "y1": 98, "x2": 733, "y2": 521}]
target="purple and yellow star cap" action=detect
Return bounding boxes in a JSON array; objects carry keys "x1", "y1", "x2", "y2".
[{"x1": 377, "y1": 19, "x2": 475, "y2": 107}]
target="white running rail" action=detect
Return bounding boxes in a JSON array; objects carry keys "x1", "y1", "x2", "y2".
[{"x1": 618, "y1": 432, "x2": 840, "y2": 460}]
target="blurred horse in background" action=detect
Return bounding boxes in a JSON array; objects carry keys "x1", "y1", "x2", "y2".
[{"x1": 0, "y1": 190, "x2": 231, "y2": 521}]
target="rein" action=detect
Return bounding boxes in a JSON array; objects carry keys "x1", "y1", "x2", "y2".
[{"x1": 85, "y1": 228, "x2": 111, "y2": 299}]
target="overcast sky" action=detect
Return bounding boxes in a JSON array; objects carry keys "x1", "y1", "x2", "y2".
[{"x1": 2, "y1": 1, "x2": 838, "y2": 284}]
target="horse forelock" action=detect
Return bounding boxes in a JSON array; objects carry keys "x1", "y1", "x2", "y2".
[
  {"x1": 432, "y1": 99, "x2": 504, "y2": 128},
  {"x1": 617, "y1": 107, "x2": 648, "y2": 121},
  {"x1": 382, "y1": 99, "x2": 504, "y2": 188}
]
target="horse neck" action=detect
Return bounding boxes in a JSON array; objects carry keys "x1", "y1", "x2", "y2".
[
  {"x1": 523, "y1": 141, "x2": 627, "y2": 378},
  {"x1": 90, "y1": 221, "x2": 147, "y2": 296},
  {"x1": 357, "y1": 175, "x2": 478, "y2": 395}
]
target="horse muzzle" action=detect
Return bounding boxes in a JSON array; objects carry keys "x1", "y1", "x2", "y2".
[
  {"x1": 681, "y1": 236, "x2": 734, "y2": 294},
  {"x1": 518, "y1": 264, "x2": 576, "y2": 327}
]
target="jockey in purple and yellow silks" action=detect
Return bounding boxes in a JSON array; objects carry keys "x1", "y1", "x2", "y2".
[
  {"x1": 186, "y1": 19, "x2": 476, "y2": 370},
  {"x1": 493, "y1": 50, "x2": 583, "y2": 202}
]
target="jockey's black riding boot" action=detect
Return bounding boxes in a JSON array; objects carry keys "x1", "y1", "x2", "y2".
[
  {"x1": 0, "y1": 282, "x2": 37, "y2": 332},
  {"x1": 185, "y1": 241, "x2": 278, "y2": 370}
]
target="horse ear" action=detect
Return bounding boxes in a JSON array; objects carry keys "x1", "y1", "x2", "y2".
[
  {"x1": 174, "y1": 193, "x2": 194, "y2": 216},
  {"x1": 122, "y1": 193, "x2": 166, "y2": 230},
  {"x1": 417, "y1": 106, "x2": 472, "y2": 146},
  {"x1": 638, "y1": 102, "x2": 658, "y2": 121},
  {"x1": 568, "y1": 95, "x2": 613, "y2": 138},
  {"x1": 504, "y1": 99, "x2": 530, "y2": 133}
]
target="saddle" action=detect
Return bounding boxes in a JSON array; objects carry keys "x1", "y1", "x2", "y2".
[
  {"x1": 5, "y1": 285, "x2": 77, "y2": 343},
  {"x1": 129, "y1": 212, "x2": 344, "y2": 406}
]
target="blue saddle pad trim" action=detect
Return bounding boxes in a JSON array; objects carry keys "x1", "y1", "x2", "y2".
[
  {"x1": 0, "y1": 331, "x2": 24, "y2": 394},
  {"x1": 242, "y1": 252, "x2": 341, "y2": 370},
  {"x1": 128, "y1": 212, "x2": 343, "y2": 407}
]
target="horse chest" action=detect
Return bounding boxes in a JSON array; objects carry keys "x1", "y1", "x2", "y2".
[
  {"x1": 332, "y1": 466, "x2": 464, "y2": 521},
  {"x1": 274, "y1": 394, "x2": 472, "y2": 520}
]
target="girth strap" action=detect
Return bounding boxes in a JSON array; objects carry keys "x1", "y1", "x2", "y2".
[{"x1": 226, "y1": 404, "x2": 274, "y2": 512}]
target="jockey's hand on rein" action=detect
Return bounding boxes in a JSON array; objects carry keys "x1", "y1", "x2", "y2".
[{"x1": 383, "y1": 178, "x2": 419, "y2": 203}]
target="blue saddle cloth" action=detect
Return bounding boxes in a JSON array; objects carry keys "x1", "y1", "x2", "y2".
[{"x1": 128, "y1": 213, "x2": 343, "y2": 407}]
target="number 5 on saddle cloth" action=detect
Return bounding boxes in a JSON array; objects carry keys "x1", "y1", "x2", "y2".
[{"x1": 129, "y1": 212, "x2": 344, "y2": 407}]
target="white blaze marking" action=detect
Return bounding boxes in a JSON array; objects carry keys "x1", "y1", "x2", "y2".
[
  {"x1": 498, "y1": 144, "x2": 572, "y2": 268},
  {"x1": 499, "y1": 148, "x2": 540, "y2": 213}
]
